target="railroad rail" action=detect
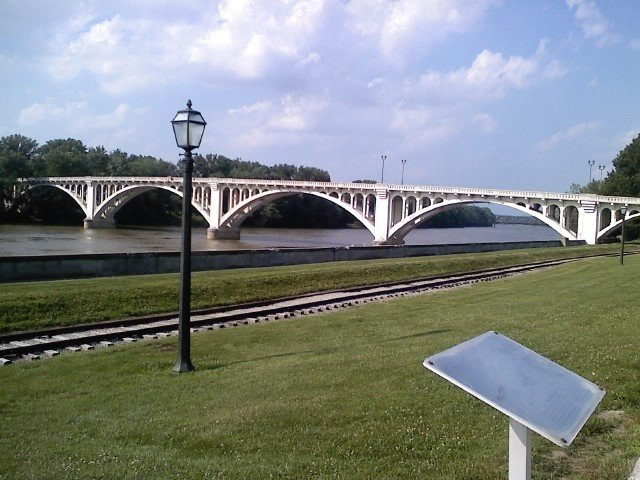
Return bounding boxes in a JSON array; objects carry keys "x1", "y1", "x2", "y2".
[{"x1": 0, "y1": 254, "x2": 625, "y2": 365}]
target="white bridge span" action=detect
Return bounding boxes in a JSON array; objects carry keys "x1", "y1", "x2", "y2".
[{"x1": 18, "y1": 176, "x2": 640, "y2": 245}]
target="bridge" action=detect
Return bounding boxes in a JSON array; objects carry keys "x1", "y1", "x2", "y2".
[{"x1": 15, "y1": 176, "x2": 640, "y2": 245}]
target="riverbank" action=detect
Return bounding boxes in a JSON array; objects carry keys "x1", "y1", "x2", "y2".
[
  {"x1": 0, "y1": 244, "x2": 630, "y2": 333},
  {"x1": 0, "y1": 238, "x2": 583, "y2": 282},
  {"x1": 1, "y1": 255, "x2": 637, "y2": 479}
]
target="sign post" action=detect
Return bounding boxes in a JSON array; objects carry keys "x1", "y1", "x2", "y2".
[
  {"x1": 508, "y1": 418, "x2": 531, "y2": 480},
  {"x1": 424, "y1": 331, "x2": 605, "y2": 480}
]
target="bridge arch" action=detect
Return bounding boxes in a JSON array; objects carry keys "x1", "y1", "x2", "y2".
[
  {"x1": 24, "y1": 183, "x2": 89, "y2": 218},
  {"x1": 597, "y1": 211, "x2": 640, "y2": 240},
  {"x1": 218, "y1": 189, "x2": 375, "y2": 237},
  {"x1": 92, "y1": 184, "x2": 209, "y2": 225},
  {"x1": 387, "y1": 199, "x2": 577, "y2": 244}
]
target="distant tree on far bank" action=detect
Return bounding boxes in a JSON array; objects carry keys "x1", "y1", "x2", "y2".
[{"x1": 421, "y1": 205, "x2": 495, "y2": 228}]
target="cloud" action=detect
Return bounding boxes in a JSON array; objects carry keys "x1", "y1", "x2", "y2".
[
  {"x1": 43, "y1": 1, "x2": 502, "y2": 95},
  {"x1": 410, "y1": 40, "x2": 565, "y2": 102},
  {"x1": 345, "y1": 0, "x2": 499, "y2": 64},
  {"x1": 48, "y1": 15, "x2": 173, "y2": 95},
  {"x1": 387, "y1": 104, "x2": 460, "y2": 149},
  {"x1": 17, "y1": 101, "x2": 147, "y2": 146},
  {"x1": 46, "y1": 1, "x2": 329, "y2": 93},
  {"x1": 566, "y1": 0, "x2": 620, "y2": 47},
  {"x1": 227, "y1": 93, "x2": 327, "y2": 147},
  {"x1": 18, "y1": 101, "x2": 87, "y2": 126},
  {"x1": 629, "y1": 38, "x2": 640, "y2": 50},
  {"x1": 536, "y1": 121, "x2": 601, "y2": 151},
  {"x1": 187, "y1": 0, "x2": 326, "y2": 79}
]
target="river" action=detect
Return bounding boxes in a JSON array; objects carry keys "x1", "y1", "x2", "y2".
[{"x1": 0, "y1": 223, "x2": 561, "y2": 256}]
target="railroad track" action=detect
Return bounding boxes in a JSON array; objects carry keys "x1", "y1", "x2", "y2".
[{"x1": 0, "y1": 253, "x2": 625, "y2": 365}]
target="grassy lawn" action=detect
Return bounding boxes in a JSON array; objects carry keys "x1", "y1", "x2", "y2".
[
  {"x1": 0, "y1": 243, "x2": 635, "y2": 333},
  {"x1": 0, "y1": 254, "x2": 638, "y2": 479}
]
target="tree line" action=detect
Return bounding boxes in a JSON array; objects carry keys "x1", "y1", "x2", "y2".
[
  {"x1": 0, "y1": 134, "x2": 494, "y2": 229},
  {"x1": 569, "y1": 132, "x2": 640, "y2": 239}
]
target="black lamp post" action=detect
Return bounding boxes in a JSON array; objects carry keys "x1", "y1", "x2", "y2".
[
  {"x1": 588, "y1": 160, "x2": 595, "y2": 182},
  {"x1": 171, "y1": 99, "x2": 206, "y2": 373},
  {"x1": 381, "y1": 155, "x2": 387, "y2": 183},
  {"x1": 620, "y1": 206, "x2": 627, "y2": 266},
  {"x1": 401, "y1": 159, "x2": 407, "y2": 185}
]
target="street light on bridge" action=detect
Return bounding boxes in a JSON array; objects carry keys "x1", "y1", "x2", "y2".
[
  {"x1": 588, "y1": 160, "x2": 595, "y2": 182},
  {"x1": 171, "y1": 99, "x2": 206, "y2": 373},
  {"x1": 401, "y1": 159, "x2": 407, "y2": 185},
  {"x1": 380, "y1": 155, "x2": 387, "y2": 183}
]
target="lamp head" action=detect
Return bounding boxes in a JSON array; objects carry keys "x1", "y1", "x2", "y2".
[{"x1": 171, "y1": 100, "x2": 206, "y2": 151}]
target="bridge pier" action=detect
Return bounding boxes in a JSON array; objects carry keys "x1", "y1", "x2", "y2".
[
  {"x1": 373, "y1": 238, "x2": 405, "y2": 246},
  {"x1": 83, "y1": 218, "x2": 115, "y2": 229},
  {"x1": 578, "y1": 201, "x2": 599, "y2": 245},
  {"x1": 207, "y1": 227, "x2": 241, "y2": 240}
]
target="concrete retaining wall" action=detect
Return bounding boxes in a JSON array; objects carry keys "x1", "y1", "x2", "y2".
[{"x1": 0, "y1": 239, "x2": 584, "y2": 283}]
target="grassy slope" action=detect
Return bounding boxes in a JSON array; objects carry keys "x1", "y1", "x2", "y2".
[
  {"x1": 0, "y1": 244, "x2": 634, "y2": 333},
  {"x1": 0, "y1": 255, "x2": 638, "y2": 479}
]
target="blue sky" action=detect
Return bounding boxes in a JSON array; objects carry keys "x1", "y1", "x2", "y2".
[{"x1": 1, "y1": 0, "x2": 638, "y2": 192}]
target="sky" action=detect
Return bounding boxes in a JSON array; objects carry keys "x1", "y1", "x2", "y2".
[{"x1": 1, "y1": 0, "x2": 639, "y2": 192}]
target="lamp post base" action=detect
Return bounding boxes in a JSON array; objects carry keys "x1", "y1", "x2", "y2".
[{"x1": 173, "y1": 358, "x2": 195, "y2": 373}]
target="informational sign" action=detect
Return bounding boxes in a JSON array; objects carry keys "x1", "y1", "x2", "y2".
[
  {"x1": 423, "y1": 331, "x2": 605, "y2": 480},
  {"x1": 423, "y1": 331, "x2": 605, "y2": 446}
]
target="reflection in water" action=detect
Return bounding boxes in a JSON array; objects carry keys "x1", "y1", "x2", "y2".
[{"x1": 0, "y1": 223, "x2": 561, "y2": 257}]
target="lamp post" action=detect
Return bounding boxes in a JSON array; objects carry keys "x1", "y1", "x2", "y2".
[
  {"x1": 588, "y1": 160, "x2": 595, "y2": 182},
  {"x1": 381, "y1": 155, "x2": 387, "y2": 183},
  {"x1": 598, "y1": 165, "x2": 606, "y2": 180},
  {"x1": 401, "y1": 159, "x2": 407, "y2": 185},
  {"x1": 171, "y1": 99, "x2": 206, "y2": 373},
  {"x1": 620, "y1": 206, "x2": 627, "y2": 266}
]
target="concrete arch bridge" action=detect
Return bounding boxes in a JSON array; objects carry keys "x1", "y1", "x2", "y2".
[{"x1": 17, "y1": 176, "x2": 640, "y2": 245}]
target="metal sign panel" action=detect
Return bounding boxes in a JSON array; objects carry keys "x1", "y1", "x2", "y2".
[{"x1": 423, "y1": 331, "x2": 605, "y2": 447}]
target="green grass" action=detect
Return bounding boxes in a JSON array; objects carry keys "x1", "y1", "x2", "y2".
[
  {"x1": 0, "y1": 244, "x2": 635, "y2": 333},
  {"x1": 0, "y1": 254, "x2": 638, "y2": 479}
]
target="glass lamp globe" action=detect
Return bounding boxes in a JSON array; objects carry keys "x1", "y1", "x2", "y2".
[{"x1": 171, "y1": 100, "x2": 206, "y2": 150}]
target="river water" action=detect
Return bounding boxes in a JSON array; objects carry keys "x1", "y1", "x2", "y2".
[{"x1": 0, "y1": 223, "x2": 561, "y2": 256}]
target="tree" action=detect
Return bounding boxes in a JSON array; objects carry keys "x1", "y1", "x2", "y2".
[
  {"x1": 34, "y1": 138, "x2": 89, "y2": 176},
  {"x1": 605, "y1": 133, "x2": 640, "y2": 193},
  {"x1": 0, "y1": 134, "x2": 38, "y2": 179},
  {"x1": 125, "y1": 155, "x2": 178, "y2": 176},
  {"x1": 86, "y1": 146, "x2": 110, "y2": 175},
  {"x1": 0, "y1": 135, "x2": 39, "y2": 219},
  {"x1": 569, "y1": 133, "x2": 640, "y2": 239},
  {"x1": 106, "y1": 149, "x2": 130, "y2": 176},
  {"x1": 573, "y1": 133, "x2": 640, "y2": 197}
]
